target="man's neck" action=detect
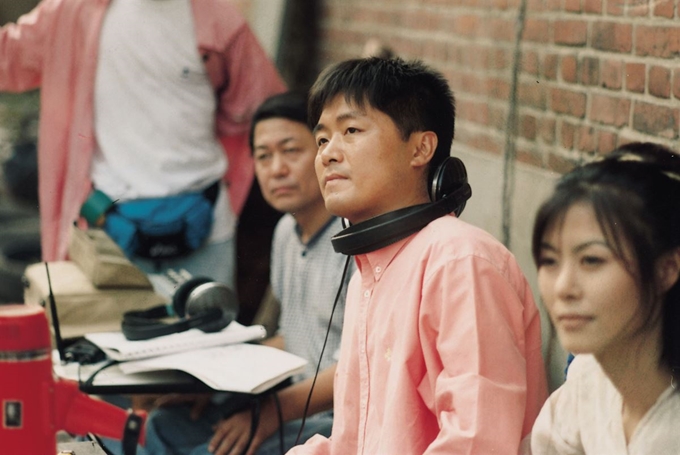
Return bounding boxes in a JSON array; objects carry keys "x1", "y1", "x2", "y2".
[{"x1": 294, "y1": 201, "x2": 334, "y2": 244}]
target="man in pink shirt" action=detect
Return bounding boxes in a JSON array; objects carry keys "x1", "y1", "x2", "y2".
[
  {"x1": 0, "y1": 0, "x2": 285, "y2": 286},
  {"x1": 288, "y1": 58, "x2": 548, "y2": 454}
]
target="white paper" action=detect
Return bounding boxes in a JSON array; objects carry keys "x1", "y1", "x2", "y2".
[
  {"x1": 120, "y1": 344, "x2": 308, "y2": 394},
  {"x1": 85, "y1": 321, "x2": 266, "y2": 361}
]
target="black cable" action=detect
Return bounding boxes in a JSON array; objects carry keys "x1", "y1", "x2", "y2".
[
  {"x1": 273, "y1": 392, "x2": 284, "y2": 455},
  {"x1": 88, "y1": 433, "x2": 115, "y2": 455},
  {"x1": 79, "y1": 359, "x2": 120, "y2": 389},
  {"x1": 241, "y1": 397, "x2": 261, "y2": 455},
  {"x1": 294, "y1": 254, "x2": 352, "y2": 445}
]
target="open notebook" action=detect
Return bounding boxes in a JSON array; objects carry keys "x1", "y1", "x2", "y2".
[{"x1": 47, "y1": 262, "x2": 306, "y2": 394}]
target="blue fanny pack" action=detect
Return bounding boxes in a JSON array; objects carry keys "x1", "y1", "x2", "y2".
[{"x1": 98, "y1": 183, "x2": 218, "y2": 260}]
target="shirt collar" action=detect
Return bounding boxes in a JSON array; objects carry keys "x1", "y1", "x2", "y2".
[
  {"x1": 294, "y1": 216, "x2": 338, "y2": 248},
  {"x1": 355, "y1": 234, "x2": 413, "y2": 282}
]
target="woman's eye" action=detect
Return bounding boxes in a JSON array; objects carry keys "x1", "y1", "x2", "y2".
[
  {"x1": 346, "y1": 127, "x2": 359, "y2": 134},
  {"x1": 537, "y1": 256, "x2": 557, "y2": 268},
  {"x1": 582, "y1": 255, "x2": 604, "y2": 266},
  {"x1": 317, "y1": 137, "x2": 328, "y2": 147}
]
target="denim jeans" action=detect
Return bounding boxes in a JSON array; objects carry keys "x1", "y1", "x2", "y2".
[{"x1": 101, "y1": 401, "x2": 332, "y2": 455}]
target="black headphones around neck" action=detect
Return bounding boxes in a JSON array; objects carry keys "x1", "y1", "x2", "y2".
[
  {"x1": 331, "y1": 156, "x2": 472, "y2": 256},
  {"x1": 121, "y1": 277, "x2": 239, "y2": 341}
]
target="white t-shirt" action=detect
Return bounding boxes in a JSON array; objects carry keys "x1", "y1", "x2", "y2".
[
  {"x1": 92, "y1": 0, "x2": 234, "y2": 241},
  {"x1": 531, "y1": 354, "x2": 680, "y2": 454}
]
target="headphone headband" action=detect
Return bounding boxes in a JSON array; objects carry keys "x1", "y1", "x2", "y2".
[{"x1": 331, "y1": 156, "x2": 472, "y2": 256}]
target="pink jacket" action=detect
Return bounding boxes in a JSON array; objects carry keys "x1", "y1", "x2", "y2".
[{"x1": 0, "y1": 0, "x2": 286, "y2": 261}]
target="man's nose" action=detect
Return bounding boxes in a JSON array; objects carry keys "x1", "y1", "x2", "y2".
[
  {"x1": 271, "y1": 153, "x2": 289, "y2": 175},
  {"x1": 318, "y1": 135, "x2": 342, "y2": 166}
]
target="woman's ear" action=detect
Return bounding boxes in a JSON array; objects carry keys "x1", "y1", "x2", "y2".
[
  {"x1": 656, "y1": 248, "x2": 680, "y2": 294},
  {"x1": 410, "y1": 131, "x2": 438, "y2": 169}
]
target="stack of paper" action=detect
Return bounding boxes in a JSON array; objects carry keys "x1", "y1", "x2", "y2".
[{"x1": 78, "y1": 322, "x2": 308, "y2": 394}]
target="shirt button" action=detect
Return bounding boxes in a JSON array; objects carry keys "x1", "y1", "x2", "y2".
[
  {"x1": 363, "y1": 290, "x2": 370, "y2": 298},
  {"x1": 375, "y1": 266, "x2": 382, "y2": 273}
]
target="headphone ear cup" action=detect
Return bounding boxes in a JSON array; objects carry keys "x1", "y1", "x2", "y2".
[
  {"x1": 430, "y1": 156, "x2": 469, "y2": 216},
  {"x1": 184, "y1": 282, "x2": 239, "y2": 333},
  {"x1": 172, "y1": 277, "x2": 212, "y2": 318}
]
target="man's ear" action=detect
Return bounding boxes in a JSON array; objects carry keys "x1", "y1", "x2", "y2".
[
  {"x1": 410, "y1": 131, "x2": 438, "y2": 169},
  {"x1": 656, "y1": 248, "x2": 680, "y2": 294}
]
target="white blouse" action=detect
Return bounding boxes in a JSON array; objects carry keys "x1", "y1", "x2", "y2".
[{"x1": 530, "y1": 354, "x2": 680, "y2": 455}]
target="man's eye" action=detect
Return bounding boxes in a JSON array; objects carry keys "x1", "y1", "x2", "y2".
[
  {"x1": 317, "y1": 137, "x2": 328, "y2": 147},
  {"x1": 346, "y1": 127, "x2": 359, "y2": 134}
]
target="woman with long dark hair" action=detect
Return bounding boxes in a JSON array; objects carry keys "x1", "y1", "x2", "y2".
[{"x1": 530, "y1": 142, "x2": 680, "y2": 453}]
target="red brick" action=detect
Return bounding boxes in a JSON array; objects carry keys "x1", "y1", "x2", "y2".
[
  {"x1": 539, "y1": 118, "x2": 556, "y2": 144},
  {"x1": 543, "y1": 54, "x2": 559, "y2": 80},
  {"x1": 547, "y1": 151, "x2": 577, "y2": 174},
  {"x1": 523, "y1": 18, "x2": 550, "y2": 43},
  {"x1": 454, "y1": 14, "x2": 480, "y2": 38},
  {"x1": 649, "y1": 66, "x2": 671, "y2": 99},
  {"x1": 577, "y1": 126, "x2": 597, "y2": 153},
  {"x1": 459, "y1": 100, "x2": 489, "y2": 126},
  {"x1": 551, "y1": 88, "x2": 587, "y2": 118},
  {"x1": 654, "y1": 0, "x2": 675, "y2": 18},
  {"x1": 546, "y1": 0, "x2": 562, "y2": 10},
  {"x1": 520, "y1": 114, "x2": 537, "y2": 140},
  {"x1": 489, "y1": 106, "x2": 508, "y2": 130},
  {"x1": 487, "y1": 18, "x2": 515, "y2": 42},
  {"x1": 423, "y1": 40, "x2": 448, "y2": 62},
  {"x1": 590, "y1": 94, "x2": 631, "y2": 127},
  {"x1": 565, "y1": 0, "x2": 581, "y2": 12},
  {"x1": 580, "y1": 57, "x2": 600, "y2": 86},
  {"x1": 601, "y1": 59, "x2": 623, "y2": 90},
  {"x1": 625, "y1": 63, "x2": 646, "y2": 93},
  {"x1": 674, "y1": 70, "x2": 680, "y2": 100},
  {"x1": 561, "y1": 121, "x2": 577, "y2": 149},
  {"x1": 584, "y1": 0, "x2": 603, "y2": 14},
  {"x1": 561, "y1": 55, "x2": 578, "y2": 83},
  {"x1": 487, "y1": 77, "x2": 510, "y2": 100},
  {"x1": 522, "y1": 51, "x2": 539, "y2": 76},
  {"x1": 627, "y1": 0, "x2": 649, "y2": 16},
  {"x1": 635, "y1": 26, "x2": 680, "y2": 58},
  {"x1": 597, "y1": 131, "x2": 618, "y2": 154},
  {"x1": 465, "y1": 131, "x2": 503, "y2": 155},
  {"x1": 606, "y1": 0, "x2": 624, "y2": 15},
  {"x1": 517, "y1": 146, "x2": 544, "y2": 168},
  {"x1": 554, "y1": 20, "x2": 588, "y2": 46},
  {"x1": 632, "y1": 102, "x2": 679, "y2": 138},
  {"x1": 592, "y1": 22, "x2": 633, "y2": 53},
  {"x1": 527, "y1": 0, "x2": 546, "y2": 12},
  {"x1": 519, "y1": 82, "x2": 547, "y2": 110}
]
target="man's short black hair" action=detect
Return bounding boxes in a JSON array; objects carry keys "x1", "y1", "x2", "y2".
[
  {"x1": 249, "y1": 91, "x2": 309, "y2": 153},
  {"x1": 308, "y1": 57, "x2": 455, "y2": 181}
]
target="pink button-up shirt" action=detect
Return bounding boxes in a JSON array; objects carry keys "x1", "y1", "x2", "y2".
[
  {"x1": 0, "y1": 0, "x2": 285, "y2": 261},
  {"x1": 290, "y1": 215, "x2": 547, "y2": 454}
]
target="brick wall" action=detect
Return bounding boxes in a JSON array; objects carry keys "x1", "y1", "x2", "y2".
[{"x1": 301, "y1": 0, "x2": 680, "y2": 174}]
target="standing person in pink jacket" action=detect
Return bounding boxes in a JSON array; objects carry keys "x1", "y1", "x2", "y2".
[
  {"x1": 289, "y1": 57, "x2": 548, "y2": 454},
  {"x1": 0, "y1": 0, "x2": 285, "y2": 286}
]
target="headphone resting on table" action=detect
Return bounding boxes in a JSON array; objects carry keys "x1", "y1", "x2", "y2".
[
  {"x1": 331, "y1": 156, "x2": 472, "y2": 255},
  {"x1": 121, "y1": 277, "x2": 239, "y2": 341}
]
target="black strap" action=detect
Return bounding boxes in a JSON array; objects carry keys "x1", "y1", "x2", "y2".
[{"x1": 122, "y1": 412, "x2": 144, "y2": 455}]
